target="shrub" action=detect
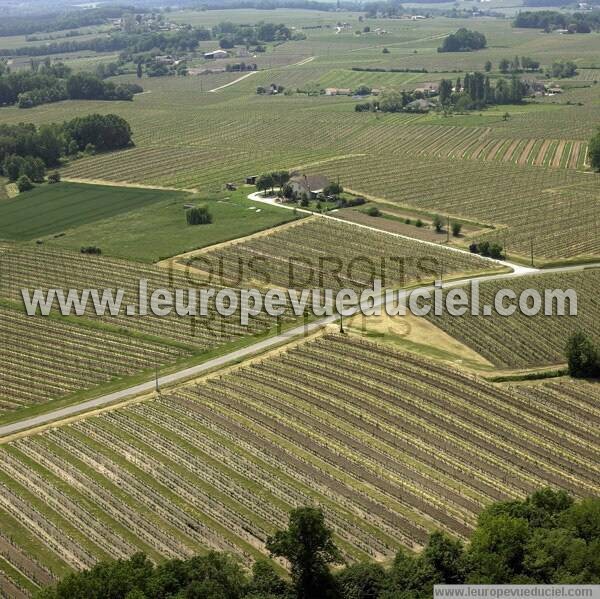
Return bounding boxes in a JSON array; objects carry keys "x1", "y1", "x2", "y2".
[
  {"x1": 186, "y1": 205, "x2": 212, "y2": 225},
  {"x1": 80, "y1": 246, "x2": 102, "y2": 255},
  {"x1": 489, "y1": 243, "x2": 503, "y2": 259},
  {"x1": 366, "y1": 206, "x2": 381, "y2": 217},
  {"x1": 415, "y1": 219, "x2": 423, "y2": 228},
  {"x1": 469, "y1": 242, "x2": 478, "y2": 253},
  {"x1": 48, "y1": 171, "x2": 61, "y2": 184},
  {"x1": 433, "y1": 214, "x2": 444, "y2": 233},
  {"x1": 452, "y1": 222, "x2": 462, "y2": 237},
  {"x1": 478, "y1": 241, "x2": 491, "y2": 256},
  {"x1": 17, "y1": 175, "x2": 34, "y2": 192},
  {"x1": 566, "y1": 331, "x2": 600, "y2": 378}
]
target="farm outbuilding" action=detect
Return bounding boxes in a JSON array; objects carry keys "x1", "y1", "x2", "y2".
[{"x1": 204, "y1": 50, "x2": 229, "y2": 59}]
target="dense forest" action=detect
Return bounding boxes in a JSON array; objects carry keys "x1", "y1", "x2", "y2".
[
  {"x1": 0, "y1": 7, "x2": 136, "y2": 37},
  {"x1": 37, "y1": 490, "x2": 600, "y2": 599},
  {"x1": 0, "y1": 114, "x2": 133, "y2": 184},
  {"x1": 0, "y1": 60, "x2": 141, "y2": 108}
]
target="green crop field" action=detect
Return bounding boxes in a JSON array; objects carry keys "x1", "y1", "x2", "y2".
[
  {"x1": 0, "y1": 334, "x2": 598, "y2": 589},
  {"x1": 0, "y1": 183, "x2": 186, "y2": 242}
]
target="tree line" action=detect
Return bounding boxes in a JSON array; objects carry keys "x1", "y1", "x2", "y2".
[
  {"x1": 36, "y1": 489, "x2": 600, "y2": 599},
  {"x1": 439, "y1": 72, "x2": 526, "y2": 110},
  {"x1": 0, "y1": 6, "x2": 131, "y2": 37},
  {"x1": 513, "y1": 10, "x2": 600, "y2": 32},
  {"x1": 0, "y1": 59, "x2": 142, "y2": 109},
  {"x1": 0, "y1": 114, "x2": 133, "y2": 187},
  {"x1": 566, "y1": 331, "x2": 600, "y2": 379},
  {"x1": 0, "y1": 27, "x2": 212, "y2": 59}
]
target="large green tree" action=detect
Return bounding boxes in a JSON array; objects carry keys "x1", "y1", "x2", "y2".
[
  {"x1": 589, "y1": 128, "x2": 600, "y2": 171},
  {"x1": 266, "y1": 507, "x2": 342, "y2": 599}
]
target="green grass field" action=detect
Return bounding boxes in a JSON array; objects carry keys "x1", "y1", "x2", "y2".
[
  {"x1": 43, "y1": 188, "x2": 302, "y2": 262},
  {"x1": 0, "y1": 182, "x2": 185, "y2": 242}
]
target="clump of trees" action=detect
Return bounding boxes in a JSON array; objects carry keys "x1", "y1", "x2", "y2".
[
  {"x1": 36, "y1": 490, "x2": 600, "y2": 598},
  {"x1": 439, "y1": 72, "x2": 526, "y2": 110},
  {"x1": 589, "y1": 127, "x2": 600, "y2": 172},
  {"x1": 548, "y1": 61, "x2": 578, "y2": 79},
  {"x1": 0, "y1": 59, "x2": 142, "y2": 109},
  {"x1": 438, "y1": 28, "x2": 487, "y2": 53},
  {"x1": 497, "y1": 56, "x2": 541, "y2": 74},
  {"x1": 17, "y1": 175, "x2": 34, "y2": 192},
  {"x1": 513, "y1": 10, "x2": 600, "y2": 32},
  {"x1": 0, "y1": 114, "x2": 133, "y2": 183},
  {"x1": 566, "y1": 331, "x2": 600, "y2": 378},
  {"x1": 469, "y1": 240, "x2": 504, "y2": 260},
  {"x1": 186, "y1": 205, "x2": 213, "y2": 225},
  {"x1": 80, "y1": 246, "x2": 102, "y2": 255},
  {"x1": 256, "y1": 171, "x2": 291, "y2": 195}
]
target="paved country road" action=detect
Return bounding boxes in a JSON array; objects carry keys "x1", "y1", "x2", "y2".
[{"x1": 1, "y1": 259, "x2": 597, "y2": 438}]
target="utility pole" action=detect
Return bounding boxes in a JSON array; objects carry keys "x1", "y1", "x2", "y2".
[
  {"x1": 530, "y1": 239, "x2": 534, "y2": 267},
  {"x1": 155, "y1": 365, "x2": 160, "y2": 393},
  {"x1": 339, "y1": 311, "x2": 345, "y2": 334},
  {"x1": 446, "y1": 215, "x2": 450, "y2": 243}
]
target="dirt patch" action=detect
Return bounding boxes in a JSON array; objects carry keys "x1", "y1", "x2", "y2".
[
  {"x1": 534, "y1": 139, "x2": 552, "y2": 166},
  {"x1": 502, "y1": 139, "x2": 521, "y2": 163},
  {"x1": 518, "y1": 139, "x2": 536, "y2": 165},
  {"x1": 552, "y1": 140, "x2": 566, "y2": 168},
  {"x1": 346, "y1": 311, "x2": 493, "y2": 369}
]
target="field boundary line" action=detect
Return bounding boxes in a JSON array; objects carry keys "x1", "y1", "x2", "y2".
[
  {"x1": 208, "y1": 71, "x2": 258, "y2": 92},
  {"x1": 155, "y1": 215, "x2": 313, "y2": 270},
  {"x1": 61, "y1": 177, "x2": 198, "y2": 194}
]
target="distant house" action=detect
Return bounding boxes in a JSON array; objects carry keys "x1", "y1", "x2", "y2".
[
  {"x1": 405, "y1": 98, "x2": 436, "y2": 112},
  {"x1": 547, "y1": 85, "x2": 563, "y2": 94},
  {"x1": 204, "y1": 50, "x2": 229, "y2": 59},
  {"x1": 414, "y1": 82, "x2": 439, "y2": 94},
  {"x1": 155, "y1": 55, "x2": 174, "y2": 65},
  {"x1": 325, "y1": 88, "x2": 352, "y2": 96},
  {"x1": 246, "y1": 175, "x2": 258, "y2": 185},
  {"x1": 288, "y1": 174, "x2": 330, "y2": 199}
]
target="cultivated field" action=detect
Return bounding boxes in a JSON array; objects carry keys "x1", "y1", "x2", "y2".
[
  {"x1": 0, "y1": 14, "x2": 598, "y2": 263},
  {"x1": 0, "y1": 304, "x2": 190, "y2": 415},
  {"x1": 0, "y1": 333, "x2": 598, "y2": 595},
  {"x1": 424, "y1": 269, "x2": 600, "y2": 369},
  {"x1": 0, "y1": 243, "x2": 296, "y2": 419},
  {"x1": 191, "y1": 216, "x2": 499, "y2": 291}
]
